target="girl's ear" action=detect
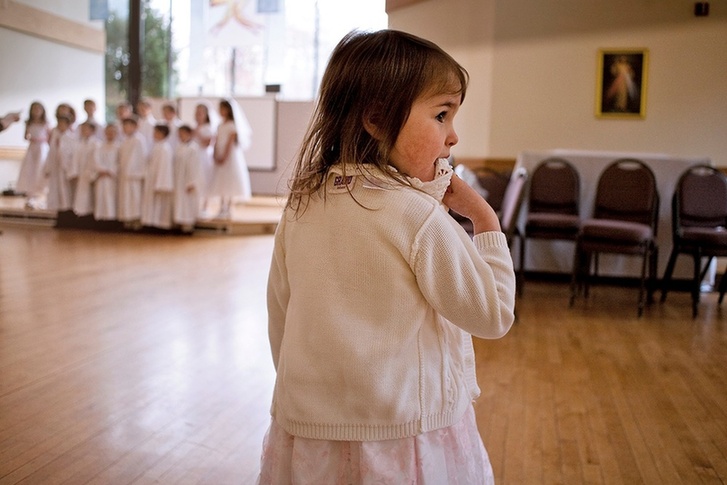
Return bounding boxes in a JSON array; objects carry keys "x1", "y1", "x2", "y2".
[{"x1": 363, "y1": 111, "x2": 383, "y2": 141}]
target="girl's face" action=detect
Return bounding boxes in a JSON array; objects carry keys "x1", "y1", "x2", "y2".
[
  {"x1": 389, "y1": 91, "x2": 460, "y2": 182},
  {"x1": 105, "y1": 126, "x2": 117, "y2": 142},
  {"x1": 30, "y1": 104, "x2": 44, "y2": 120},
  {"x1": 195, "y1": 105, "x2": 208, "y2": 124},
  {"x1": 219, "y1": 104, "x2": 231, "y2": 120}
]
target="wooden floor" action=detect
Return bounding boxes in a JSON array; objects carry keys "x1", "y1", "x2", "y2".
[{"x1": 0, "y1": 225, "x2": 725, "y2": 484}]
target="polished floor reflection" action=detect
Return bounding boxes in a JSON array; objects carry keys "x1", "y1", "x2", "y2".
[{"x1": 0, "y1": 225, "x2": 725, "y2": 484}]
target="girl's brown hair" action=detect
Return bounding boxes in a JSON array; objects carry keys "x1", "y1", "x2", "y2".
[
  {"x1": 26, "y1": 101, "x2": 47, "y2": 124},
  {"x1": 287, "y1": 29, "x2": 468, "y2": 213}
]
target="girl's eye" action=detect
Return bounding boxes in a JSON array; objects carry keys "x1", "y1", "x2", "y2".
[{"x1": 436, "y1": 111, "x2": 447, "y2": 122}]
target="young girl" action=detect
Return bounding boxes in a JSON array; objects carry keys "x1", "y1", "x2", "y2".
[
  {"x1": 140, "y1": 124, "x2": 174, "y2": 229},
  {"x1": 136, "y1": 98, "x2": 156, "y2": 149},
  {"x1": 117, "y1": 118, "x2": 147, "y2": 226},
  {"x1": 173, "y1": 125, "x2": 205, "y2": 231},
  {"x1": 71, "y1": 122, "x2": 100, "y2": 217},
  {"x1": 94, "y1": 124, "x2": 119, "y2": 221},
  {"x1": 43, "y1": 115, "x2": 76, "y2": 212},
  {"x1": 208, "y1": 98, "x2": 252, "y2": 219},
  {"x1": 259, "y1": 30, "x2": 516, "y2": 483},
  {"x1": 161, "y1": 102, "x2": 182, "y2": 151},
  {"x1": 16, "y1": 101, "x2": 49, "y2": 208},
  {"x1": 193, "y1": 102, "x2": 215, "y2": 214}
]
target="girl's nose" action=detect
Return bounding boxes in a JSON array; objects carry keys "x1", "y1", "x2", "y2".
[{"x1": 447, "y1": 128, "x2": 459, "y2": 147}]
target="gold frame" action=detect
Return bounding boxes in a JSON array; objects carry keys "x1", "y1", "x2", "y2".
[{"x1": 596, "y1": 48, "x2": 649, "y2": 119}]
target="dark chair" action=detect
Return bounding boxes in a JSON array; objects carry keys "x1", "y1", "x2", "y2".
[
  {"x1": 660, "y1": 165, "x2": 727, "y2": 317},
  {"x1": 570, "y1": 158, "x2": 659, "y2": 317},
  {"x1": 518, "y1": 158, "x2": 580, "y2": 294},
  {"x1": 450, "y1": 166, "x2": 513, "y2": 236},
  {"x1": 477, "y1": 167, "x2": 512, "y2": 216}
]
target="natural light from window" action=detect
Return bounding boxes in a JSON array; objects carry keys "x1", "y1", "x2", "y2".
[{"x1": 151, "y1": 0, "x2": 388, "y2": 100}]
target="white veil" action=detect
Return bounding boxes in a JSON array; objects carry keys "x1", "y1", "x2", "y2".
[{"x1": 225, "y1": 97, "x2": 252, "y2": 200}]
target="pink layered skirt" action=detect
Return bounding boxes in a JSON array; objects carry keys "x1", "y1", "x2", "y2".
[{"x1": 257, "y1": 405, "x2": 494, "y2": 484}]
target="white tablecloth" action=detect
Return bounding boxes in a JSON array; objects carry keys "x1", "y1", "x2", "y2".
[{"x1": 515, "y1": 149, "x2": 711, "y2": 279}]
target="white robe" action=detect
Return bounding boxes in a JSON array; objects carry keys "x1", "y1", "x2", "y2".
[
  {"x1": 173, "y1": 141, "x2": 206, "y2": 226},
  {"x1": 117, "y1": 132, "x2": 147, "y2": 221},
  {"x1": 208, "y1": 120, "x2": 251, "y2": 199},
  {"x1": 44, "y1": 128, "x2": 77, "y2": 212},
  {"x1": 137, "y1": 114, "x2": 156, "y2": 150},
  {"x1": 72, "y1": 138, "x2": 100, "y2": 216},
  {"x1": 194, "y1": 122, "x2": 214, "y2": 198},
  {"x1": 141, "y1": 141, "x2": 174, "y2": 229},
  {"x1": 16, "y1": 122, "x2": 49, "y2": 197},
  {"x1": 94, "y1": 142, "x2": 119, "y2": 221}
]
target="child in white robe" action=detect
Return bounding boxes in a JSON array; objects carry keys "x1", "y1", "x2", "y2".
[
  {"x1": 16, "y1": 101, "x2": 49, "y2": 208},
  {"x1": 173, "y1": 125, "x2": 205, "y2": 231},
  {"x1": 136, "y1": 98, "x2": 156, "y2": 149},
  {"x1": 72, "y1": 122, "x2": 101, "y2": 217},
  {"x1": 161, "y1": 103, "x2": 182, "y2": 152},
  {"x1": 117, "y1": 118, "x2": 148, "y2": 225},
  {"x1": 141, "y1": 124, "x2": 174, "y2": 229},
  {"x1": 208, "y1": 99, "x2": 252, "y2": 219},
  {"x1": 94, "y1": 125, "x2": 119, "y2": 221},
  {"x1": 44, "y1": 115, "x2": 76, "y2": 212}
]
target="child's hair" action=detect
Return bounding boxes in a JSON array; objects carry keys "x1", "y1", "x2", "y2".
[
  {"x1": 80, "y1": 121, "x2": 96, "y2": 133},
  {"x1": 56, "y1": 115, "x2": 71, "y2": 127},
  {"x1": 122, "y1": 117, "x2": 138, "y2": 126},
  {"x1": 26, "y1": 101, "x2": 46, "y2": 124},
  {"x1": 56, "y1": 103, "x2": 76, "y2": 124},
  {"x1": 162, "y1": 103, "x2": 177, "y2": 114},
  {"x1": 286, "y1": 29, "x2": 468, "y2": 212},
  {"x1": 84, "y1": 99, "x2": 96, "y2": 109},
  {"x1": 195, "y1": 103, "x2": 211, "y2": 124},
  {"x1": 154, "y1": 124, "x2": 170, "y2": 138},
  {"x1": 219, "y1": 99, "x2": 234, "y2": 121},
  {"x1": 178, "y1": 125, "x2": 193, "y2": 135}
]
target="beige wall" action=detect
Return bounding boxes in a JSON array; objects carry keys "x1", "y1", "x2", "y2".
[
  {"x1": 389, "y1": 0, "x2": 496, "y2": 159},
  {"x1": 390, "y1": 0, "x2": 727, "y2": 167}
]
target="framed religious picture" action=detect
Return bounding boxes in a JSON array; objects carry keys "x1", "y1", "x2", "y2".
[{"x1": 596, "y1": 48, "x2": 649, "y2": 118}]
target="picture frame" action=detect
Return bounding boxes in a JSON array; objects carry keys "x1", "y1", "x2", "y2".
[{"x1": 596, "y1": 48, "x2": 648, "y2": 119}]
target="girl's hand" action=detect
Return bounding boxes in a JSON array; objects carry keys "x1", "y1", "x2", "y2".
[{"x1": 444, "y1": 174, "x2": 501, "y2": 234}]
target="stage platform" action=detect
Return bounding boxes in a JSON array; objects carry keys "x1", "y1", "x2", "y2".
[{"x1": 0, "y1": 195, "x2": 284, "y2": 236}]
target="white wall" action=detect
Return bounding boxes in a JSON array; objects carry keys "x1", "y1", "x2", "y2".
[
  {"x1": 0, "y1": 1, "x2": 105, "y2": 147},
  {"x1": 389, "y1": 0, "x2": 727, "y2": 167}
]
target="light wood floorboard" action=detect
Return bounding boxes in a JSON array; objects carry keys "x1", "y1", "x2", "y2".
[{"x1": 0, "y1": 225, "x2": 725, "y2": 484}]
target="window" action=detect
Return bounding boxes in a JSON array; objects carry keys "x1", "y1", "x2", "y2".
[{"x1": 106, "y1": 0, "x2": 387, "y2": 112}]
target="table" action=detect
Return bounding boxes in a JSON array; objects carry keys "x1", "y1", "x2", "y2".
[{"x1": 515, "y1": 149, "x2": 711, "y2": 280}]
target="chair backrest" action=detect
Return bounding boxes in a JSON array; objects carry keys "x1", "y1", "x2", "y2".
[
  {"x1": 500, "y1": 167, "x2": 529, "y2": 241},
  {"x1": 593, "y1": 158, "x2": 658, "y2": 228},
  {"x1": 528, "y1": 157, "x2": 580, "y2": 215},
  {"x1": 675, "y1": 164, "x2": 727, "y2": 228},
  {"x1": 475, "y1": 168, "x2": 512, "y2": 214}
]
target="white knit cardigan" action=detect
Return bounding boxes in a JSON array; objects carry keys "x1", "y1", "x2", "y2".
[{"x1": 266, "y1": 164, "x2": 516, "y2": 441}]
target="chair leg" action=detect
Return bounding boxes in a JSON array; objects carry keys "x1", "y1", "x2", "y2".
[
  {"x1": 637, "y1": 248, "x2": 649, "y2": 318},
  {"x1": 718, "y1": 270, "x2": 727, "y2": 305},
  {"x1": 648, "y1": 244, "x2": 658, "y2": 304},
  {"x1": 570, "y1": 243, "x2": 582, "y2": 307},
  {"x1": 660, "y1": 247, "x2": 679, "y2": 303},
  {"x1": 692, "y1": 250, "x2": 702, "y2": 318},
  {"x1": 584, "y1": 252, "x2": 593, "y2": 299},
  {"x1": 518, "y1": 236, "x2": 526, "y2": 297}
]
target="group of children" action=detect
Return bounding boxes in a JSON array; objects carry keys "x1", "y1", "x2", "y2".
[{"x1": 15, "y1": 97, "x2": 252, "y2": 232}]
